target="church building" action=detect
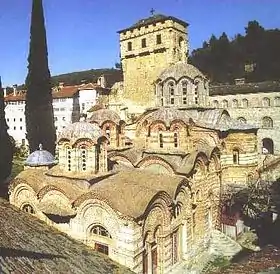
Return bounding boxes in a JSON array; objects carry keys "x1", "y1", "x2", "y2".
[{"x1": 9, "y1": 13, "x2": 259, "y2": 274}]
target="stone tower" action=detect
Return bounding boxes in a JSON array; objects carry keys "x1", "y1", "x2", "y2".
[{"x1": 118, "y1": 14, "x2": 189, "y2": 113}]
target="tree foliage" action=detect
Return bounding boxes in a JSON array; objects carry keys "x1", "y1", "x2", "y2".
[
  {"x1": 25, "y1": 0, "x2": 56, "y2": 154},
  {"x1": 0, "y1": 78, "x2": 13, "y2": 182},
  {"x1": 189, "y1": 20, "x2": 280, "y2": 84}
]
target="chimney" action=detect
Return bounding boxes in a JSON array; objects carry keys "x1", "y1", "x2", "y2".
[
  {"x1": 12, "y1": 84, "x2": 17, "y2": 96},
  {"x1": 3, "y1": 88, "x2": 6, "y2": 97},
  {"x1": 234, "y1": 78, "x2": 245, "y2": 85}
]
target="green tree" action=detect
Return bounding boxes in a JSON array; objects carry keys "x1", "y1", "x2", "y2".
[
  {"x1": 25, "y1": 0, "x2": 56, "y2": 154},
  {"x1": 0, "y1": 77, "x2": 13, "y2": 182}
]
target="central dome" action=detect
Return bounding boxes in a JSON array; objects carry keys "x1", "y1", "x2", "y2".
[{"x1": 59, "y1": 121, "x2": 103, "y2": 141}]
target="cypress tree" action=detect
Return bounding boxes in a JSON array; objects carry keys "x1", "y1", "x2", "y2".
[
  {"x1": 25, "y1": 0, "x2": 56, "y2": 154},
  {"x1": 0, "y1": 77, "x2": 13, "y2": 183}
]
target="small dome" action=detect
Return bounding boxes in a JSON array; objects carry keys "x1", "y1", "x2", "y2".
[
  {"x1": 143, "y1": 107, "x2": 192, "y2": 126},
  {"x1": 58, "y1": 120, "x2": 102, "y2": 141},
  {"x1": 158, "y1": 61, "x2": 206, "y2": 81},
  {"x1": 25, "y1": 144, "x2": 56, "y2": 167},
  {"x1": 88, "y1": 108, "x2": 122, "y2": 125}
]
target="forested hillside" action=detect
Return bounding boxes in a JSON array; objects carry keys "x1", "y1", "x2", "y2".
[{"x1": 189, "y1": 21, "x2": 280, "y2": 84}]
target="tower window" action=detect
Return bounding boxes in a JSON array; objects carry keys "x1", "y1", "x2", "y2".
[
  {"x1": 142, "y1": 38, "x2": 147, "y2": 48},
  {"x1": 233, "y1": 149, "x2": 239, "y2": 164},
  {"x1": 183, "y1": 97, "x2": 187, "y2": 104},
  {"x1": 168, "y1": 82, "x2": 175, "y2": 96},
  {"x1": 171, "y1": 98, "x2": 174, "y2": 105},
  {"x1": 156, "y1": 34, "x2": 162, "y2": 44},
  {"x1": 127, "y1": 41, "x2": 132, "y2": 51},
  {"x1": 182, "y1": 81, "x2": 187, "y2": 95}
]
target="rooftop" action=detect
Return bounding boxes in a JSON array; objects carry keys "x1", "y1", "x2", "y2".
[
  {"x1": 210, "y1": 81, "x2": 280, "y2": 96},
  {"x1": 0, "y1": 198, "x2": 133, "y2": 274},
  {"x1": 118, "y1": 13, "x2": 188, "y2": 33}
]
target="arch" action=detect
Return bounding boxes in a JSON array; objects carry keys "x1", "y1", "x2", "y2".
[
  {"x1": 170, "y1": 120, "x2": 187, "y2": 131},
  {"x1": 88, "y1": 224, "x2": 112, "y2": 238},
  {"x1": 241, "y1": 98, "x2": 249, "y2": 108},
  {"x1": 232, "y1": 99, "x2": 238, "y2": 108},
  {"x1": 109, "y1": 154, "x2": 134, "y2": 167},
  {"x1": 221, "y1": 100, "x2": 228, "y2": 108},
  {"x1": 262, "y1": 116, "x2": 273, "y2": 128},
  {"x1": 75, "y1": 198, "x2": 120, "y2": 239},
  {"x1": 149, "y1": 120, "x2": 167, "y2": 132},
  {"x1": 262, "y1": 97, "x2": 271, "y2": 107},
  {"x1": 213, "y1": 100, "x2": 219, "y2": 108},
  {"x1": 21, "y1": 203, "x2": 35, "y2": 214},
  {"x1": 167, "y1": 81, "x2": 175, "y2": 96},
  {"x1": 237, "y1": 117, "x2": 247, "y2": 124},
  {"x1": 137, "y1": 156, "x2": 175, "y2": 175},
  {"x1": 72, "y1": 138, "x2": 94, "y2": 148},
  {"x1": 262, "y1": 138, "x2": 274, "y2": 154}
]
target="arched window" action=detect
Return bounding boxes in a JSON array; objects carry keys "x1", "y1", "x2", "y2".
[
  {"x1": 174, "y1": 132, "x2": 178, "y2": 148},
  {"x1": 237, "y1": 117, "x2": 247, "y2": 124},
  {"x1": 90, "y1": 225, "x2": 111, "y2": 255},
  {"x1": 232, "y1": 99, "x2": 238, "y2": 108},
  {"x1": 22, "y1": 204, "x2": 35, "y2": 214},
  {"x1": 262, "y1": 117, "x2": 273, "y2": 128},
  {"x1": 222, "y1": 100, "x2": 228, "y2": 108},
  {"x1": 262, "y1": 138, "x2": 274, "y2": 154},
  {"x1": 168, "y1": 82, "x2": 175, "y2": 96},
  {"x1": 171, "y1": 229, "x2": 179, "y2": 265},
  {"x1": 213, "y1": 100, "x2": 219, "y2": 108},
  {"x1": 159, "y1": 132, "x2": 163, "y2": 148},
  {"x1": 233, "y1": 149, "x2": 239, "y2": 164},
  {"x1": 241, "y1": 98, "x2": 248, "y2": 108},
  {"x1": 127, "y1": 41, "x2": 132, "y2": 51},
  {"x1": 90, "y1": 225, "x2": 112, "y2": 238},
  {"x1": 274, "y1": 97, "x2": 280, "y2": 106},
  {"x1": 182, "y1": 81, "x2": 188, "y2": 95},
  {"x1": 262, "y1": 97, "x2": 270, "y2": 107}
]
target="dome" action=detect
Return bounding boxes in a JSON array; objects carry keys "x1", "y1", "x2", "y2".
[
  {"x1": 58, "y1": 120, "x2": 103, "y2": 142},
  {"x1": 88, "y1": 108, "x2": 122, "y2": 125},
  {"x1": 143, "y1": 107, "x2": 192, "y2": 126},
  {"x1": 158, "y1": 61, "x2": 206, "y2": 81},
  {"x1": 25, "y1": 144, "x2": 56, "y2": 167}
]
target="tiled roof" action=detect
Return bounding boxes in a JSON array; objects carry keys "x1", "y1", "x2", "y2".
[
  {"x1": 210, "y1": 81, "x2": 280, "y2": 96},
  {"x1": 4, "y1": 83, "x2": 101, "y2": 102},
  {"x1": 0, "y1": 198, "x2": 133, "y2": 274},
  {"x1": 118, "y1": 14, "x2": 188, "y2": 33}
]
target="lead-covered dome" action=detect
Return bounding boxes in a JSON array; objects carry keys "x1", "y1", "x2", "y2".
[
  {"x1": 25, "y1": 144, "x2": 56, "y2": 167},
  {"x1": 158, "y1": 61, "x2": 206, "y2": 81},
  {"x1": 58, "y1": 120, "x2": 103, "y2": 142}
]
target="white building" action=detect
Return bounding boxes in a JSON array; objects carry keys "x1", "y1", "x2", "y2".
[{"x1": 4, "y1": 82, "x2": 106, "y2": 146}]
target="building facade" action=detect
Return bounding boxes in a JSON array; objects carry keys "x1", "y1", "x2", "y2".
[
  {"x1": 8, "y1": 13, "x2": 263, "y2": 274},
  {"x1": 4, "y1": 82, "x2": 105, "y2": 146},
  {"x1": 116, "y1": 14, "x2": 188, "y2": 116},
  {"x1": 209, "y1": 81, "x2": 280, "y2": 156}
]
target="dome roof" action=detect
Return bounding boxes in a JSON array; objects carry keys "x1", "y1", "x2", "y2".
[
  {"x1": 158, "y1": 61, "x2": 206, "y2": 81},
  {"x1": 142, "y1": 107, "x2": 192, "y2": 126},
  {"x1": 58, "y1": 120, "x2": 103, "y2": 142},
  {"x1": 25, "y1": 145, "x2": 56, "y2": 167},
  {"x1": 88, "y1": 108, "x2": 122, "y2": 125}
]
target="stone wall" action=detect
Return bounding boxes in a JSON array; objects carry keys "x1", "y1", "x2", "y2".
[
  {"x1": 210, "y1": 92, "x2": 280, "y2": 155},
  {"x1": 119, "y1": 19, "x2": 188, "y2": 113}
]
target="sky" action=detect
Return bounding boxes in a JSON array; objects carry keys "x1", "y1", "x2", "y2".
[{"x1": 0, "y1": 0, "x2": 280, "y2": 86}]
